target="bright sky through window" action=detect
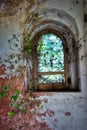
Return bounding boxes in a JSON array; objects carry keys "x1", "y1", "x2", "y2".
[{"x1": 37, "y1": 33, "x2": 65, "y2": 83}]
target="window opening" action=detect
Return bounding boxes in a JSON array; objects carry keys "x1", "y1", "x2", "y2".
[{"x1": 33, "y1": 33, "x2": 69, "y2": 91}]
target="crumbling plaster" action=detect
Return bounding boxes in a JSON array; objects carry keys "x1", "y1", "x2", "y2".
[{"x1": 0, "y1": 0, "x2": 87, "y2": 130}]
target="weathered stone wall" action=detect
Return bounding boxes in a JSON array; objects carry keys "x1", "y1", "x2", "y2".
[
  {"x1": 0, "y1": 0, "x2": 87, "y2": 130},
  {"x1": 84, "y1": 0, "x2": 87, "y2": 90}
]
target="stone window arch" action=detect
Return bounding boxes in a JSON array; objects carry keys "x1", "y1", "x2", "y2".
[{"x1": 31, "y1": 29, "x2": 78, "y2": 91}]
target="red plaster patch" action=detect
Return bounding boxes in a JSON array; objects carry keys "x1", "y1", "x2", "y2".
[
  {"x1": 33, "y1": 92, "x2": 52, "y2": 98},
  {"x1": 37, "y1": 109, "x2": 54, "y2": 118},
  {"x1": 0, "y1": 64, "x2": 6, "y2": 75},
  {"x1": 44, "y1": 98, "x2": 48, "y2": 103},
  {"x1": 38, "y1": 111, "x2": 47, "y2": 117},
  {"x1": 0, "y1": 75, "x2": 23, "y2": 92},
  {"x1": 65, "y1": 112, "x2": 71, "y2": 116},
  {"x1": 47, "y1": 109, "x2": 54, "y2": 117}
]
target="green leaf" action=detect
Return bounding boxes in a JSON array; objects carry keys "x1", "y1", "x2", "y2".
[
  {"x1": 9, "y1": 102, "x2": 14, "y2": 107},
  {"x1": 11, "y1": 95, "x2": 18, "y2": 101},
  {"x1": 2, "y1": 86, "x2": 8, "y2": 91},
  {"x1": 13, "y1": 34, "x2": 16, "y2": 38},
  {"x1": 24, "y1": 45, "x2": 32, "y2": 54},
  {"x1": 9, "y1": 54, "x2": 14, "y2": 59},
  {"x1": 27, "y1": 49, "x2": 31, "y2": 54},
  {"x1": 25, "y1": 34, "x2": 31, "y2": 45},
  {"x1": 15, "y1": 90, "x2": 20, "y2": 96},
  {"x1": 27, "y1": 34, "x2": 31, "y2": 38},
  {"x1": 24, "y1": 45, "x2": 29, "y2": 50},
  {"x1": 0, "y1": 91, "x2": 5, "y2": 97},
  {"x1": 25, "y1": 39, "x2": 31, "y2": 45},
  {"x1": 15, "y1": 43, "x2": 18, "y2": 47},
  {"x1": 39, "y1": 105, "x2": 44, "y2": 110},
  {"x1": 23, "y1": 33, "x2": 25, "y2": 36},
  {"x1": 16, "y1": 104, "x2": 21, "y2": 110},
  {"x1": 23, "y1": 108, "x2": 28, "y2": 113},
  {"x1": 8, "y1": 111, "x2": 14, "y2": 117},
  {"x1": 15, "y1": 60, "x2": 18, "y2": 64}
]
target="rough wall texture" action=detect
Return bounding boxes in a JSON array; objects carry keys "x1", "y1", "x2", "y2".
[{"x1": 0, "y1": 0, "x2": 87, "y2": 130}]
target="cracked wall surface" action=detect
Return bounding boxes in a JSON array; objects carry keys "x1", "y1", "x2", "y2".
[{"x1": 0, "y1": 0, "x2": 87, "y2": 130}]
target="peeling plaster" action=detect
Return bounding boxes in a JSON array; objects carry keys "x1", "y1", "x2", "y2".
[
  {"x1": 0, "y1": 0, "x2": 87, "y2": 130},
  {"x1": 0, "y1": 92, "x2": 87, "y2": 130}
]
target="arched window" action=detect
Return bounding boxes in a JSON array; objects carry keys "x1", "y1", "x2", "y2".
[
  {"x1": 33, "y1": 31, "x2": 69, "y2": 91},
  {"x1": 38, "y1": 34, "x2": 65, "y2": 83}
]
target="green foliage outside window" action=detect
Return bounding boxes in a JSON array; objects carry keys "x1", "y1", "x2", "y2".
[{"x1": 37, "y1": 33, "x2": 65, "y2": 83}]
